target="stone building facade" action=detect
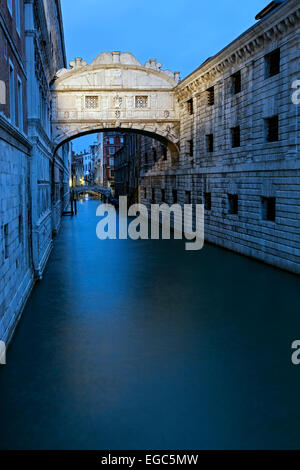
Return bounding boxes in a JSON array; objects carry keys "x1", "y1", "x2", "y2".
[
  {"x1": 0, "y1": 0, "x2": 32, "y2": 346},
  {"x1": 79, "y1": 142, "x2": 100, "y2": 184},
  {"x1": 0, "y1": 0, "x2": 69, "y2": 345},
  {"x1": 95, "y1": 133, "x2": 104, "y2": 186},
  {"x1": 25, "y1": 0, "x2": 70, "y2": 259},
  {"x1": 115, "y1": 133, "x2": 169, "y2": 204},
  {"x1": 71, "y1": 150, "x2": 84, "y2": 187},
  {"x1": 114, "y1": 133, "x2": 140, "y2": 203},
  {"x1": 138, "y1": 0, "x2": 300, "y2": 274},
  {"x1": 102, "y1": 132, "x2": 124, "y2": 188}
]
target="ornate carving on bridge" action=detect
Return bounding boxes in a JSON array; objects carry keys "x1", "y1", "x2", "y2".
[
  {"x1": 53, "y1": 120, "x2": 180, "y2": 149},
  {"x1": 55, "y1": 51, "x2": 181, "y2": 85},
  {"x1": 92, "y1": 51, "x2": 141, "y2": 66},
  {"x1": 113, "y1": 95, "x2": 122, "y2": 108},
  {"x1": 70, "y1": 57, "x2": 88, "y2": 69}
]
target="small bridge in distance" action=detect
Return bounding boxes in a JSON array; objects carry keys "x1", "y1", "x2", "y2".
[
  {"x1": 72, "y1": 185, "x2": 112, "y2": 199},
  {"x1": 63, "y1": 186, "x2": 112, "y2": 217}
]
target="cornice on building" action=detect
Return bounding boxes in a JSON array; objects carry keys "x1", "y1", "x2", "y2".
[{"x1": 0, "y1": 113, "x2": 31, "y2": 153}]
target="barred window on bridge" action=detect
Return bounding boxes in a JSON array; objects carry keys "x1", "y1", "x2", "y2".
[
  {"x1": 135, "y1": 96, "x2": 148, "y2": 108},
  {"x1": 85, "y1": 96, "x2": 99, "y2": 109}
]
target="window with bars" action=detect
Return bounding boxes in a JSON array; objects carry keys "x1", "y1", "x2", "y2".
[
  {"x1": 265, "y1": 116, "x2": 279, "y2": 142},
  {"x1": 172, "y1": 189, "x2": 177, "y2": 204},
  {"x1": 185, "y1": 191, "x2": 191, "y2": 204},
  {"x1": 135, "y1": 96, "x2": 148, "y2": 108},
  {"x1": 17, "y1": 77, "x2": 23, "y2": 131},
  {"x1": 162, "y1": 146, "x2": 167, "y2": 161},
  {"x1": 206, "y1": 134, "x2": 214, "y2": 153},
  {"x1": 9, "y1": 62, "x2": 15, "y2": 124},
  {"x1": 231, "y1": 126, "x2": 240, "y2": 148},
  {"x1": 227, "y1": 194, "x2": 238, "y2": 215},
  {"x1": 265, "y1": 48, "x2": 280, "y2": 78},
  {"x1": 231, "y1": 71, "x2": 241, "y2": 94},
  {"x1": 151, "y1": 188, "x2": 155, "y2": 203},
  {"x1": 188, "y1": 139, "x2": 194, "y2": 157},
  {"x1": 204, "y1": 192, "x2": 211, "y2": 211},
  {"x1": 187, "y1": 98, "x2": 194, "y2": 115},
  {"x1": 85, "y1": 96, "x2": 99, "y2": 109},
  {"x1": 19, "y1": 214, "x2": 23, "y2": 244},
  {"x1": 4, "y1": 223, "x2": 9, "y2": 259},
  {"x1": 261, "y1": 197, "x2": 276, "y2": 222},
  {"x1": 206, "y1": 86, "x2": 214, "y2": 106}
]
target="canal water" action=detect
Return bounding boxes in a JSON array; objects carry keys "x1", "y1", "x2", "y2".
[{"x1": 0, "y1": 198, "x2": 300, "y2": 450}]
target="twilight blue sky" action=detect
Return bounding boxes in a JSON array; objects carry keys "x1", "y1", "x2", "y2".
[{"x1": 61, "y1": 0, "x2": 268, "y2": 152}]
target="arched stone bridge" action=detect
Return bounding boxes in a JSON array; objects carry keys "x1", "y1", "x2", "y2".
[
  {"x1": 52, "y1": 51, "x2": 181, "y2": 156},
  {"x1": 72, "y1": 185, "x2": 112, "y2": 198}
]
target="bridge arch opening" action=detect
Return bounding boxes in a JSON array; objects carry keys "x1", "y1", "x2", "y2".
[
  {"x1": 52, "y1": 127, "x2": 180, "y2": 212},
  {"x1": 54, "y1": 127, "x2": 179, "y2": 162}
]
